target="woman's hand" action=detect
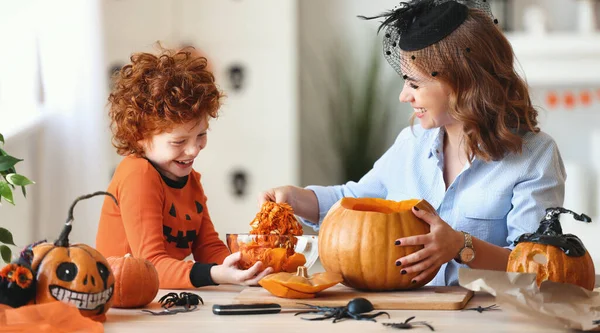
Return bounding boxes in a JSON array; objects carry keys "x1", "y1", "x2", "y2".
[
  {"x1": 258, "y1": 185, "x2": 297, "y2": 206},
  {"x1": 210, "y1": 252, "x2": 273, "y2": 286},
  {"x1": 394, "y1": 206, "x2": 464, "y2": 284},
  {"x1": 258, "y1": 185, "x2": 319, "y2": 223}
]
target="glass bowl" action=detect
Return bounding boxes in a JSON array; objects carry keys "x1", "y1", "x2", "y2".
[{"x1": 226, "y1": 234, "x2": 319, "y2": 273}]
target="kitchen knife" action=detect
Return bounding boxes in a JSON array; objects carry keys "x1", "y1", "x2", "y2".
[{"x1": 212, "y1": 303, "x2": 282, "y2": 315}]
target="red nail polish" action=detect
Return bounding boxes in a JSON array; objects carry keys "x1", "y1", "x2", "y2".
[{"x1": 395, "y1": 240, "x2": 401, "y2": 245}]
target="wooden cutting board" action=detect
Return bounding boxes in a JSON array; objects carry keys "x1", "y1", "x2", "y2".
[{"x1": 234, "y1": 284, "x2": 474, "y2": 310}]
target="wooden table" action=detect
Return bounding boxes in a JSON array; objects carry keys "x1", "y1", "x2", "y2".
[{"x1": 103, "y1": 285, "x2": 582, "y2": 333}]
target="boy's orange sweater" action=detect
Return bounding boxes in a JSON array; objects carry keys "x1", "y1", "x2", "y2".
[{"x1": 96, "y1": 155, "x2": 230, "y2": 289}]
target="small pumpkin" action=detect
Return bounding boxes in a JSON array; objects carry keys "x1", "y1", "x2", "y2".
[
  {"x1": 259, "y1": 266, "x2": 342, "y2": 299},
  {"x1": 106, "y1": 253, "x2": 159, "y2": 308},
  {"x1": 318, "y1": 198, "x2": 438, "y2": 291},
  {"x1": 507, "y1": 207, "x2": 595, "y2": 290},
  {"x1": 31, "y1": 191, "x2": 117, "y2": 322}
]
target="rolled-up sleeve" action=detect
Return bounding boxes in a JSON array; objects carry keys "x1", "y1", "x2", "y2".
[{"x1": 304, "y1": 167, "x2": 387, "y2": 231}]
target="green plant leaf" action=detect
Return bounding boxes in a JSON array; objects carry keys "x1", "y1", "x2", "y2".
[
  {"x1": 0, "y1": 227, "x2": 15, "y2": 245},
  {"x1": 0, "y1": 245, "x2": 11, "y2": 263},
  {"x1": 0, "y1": 133, "x2": 4, "y2": 145},
  {"x1": 6, "y1": 173, "x2": 34, "y2": 186},
  {"x1": 0, "y1": 182, "x2": 14, "y2": 205},
  {"x1": 0, "y1": 155, "x2": 22, "y2": 172}
]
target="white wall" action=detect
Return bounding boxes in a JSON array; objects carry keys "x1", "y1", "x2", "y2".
[{"x1": 298, "y1": 0, "x2": 410, "y2": 188}]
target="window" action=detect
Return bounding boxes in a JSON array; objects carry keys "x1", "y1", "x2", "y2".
[{"x1": 0, "y1": 1, "x2": 43, "y2": 135}]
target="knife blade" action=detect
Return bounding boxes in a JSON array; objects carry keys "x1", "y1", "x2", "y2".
[{"x1": 212, "y1": 303, "x2": 283, "y2": 315}]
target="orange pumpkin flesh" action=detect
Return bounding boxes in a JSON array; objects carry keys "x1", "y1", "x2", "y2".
[
  {"x1": 283, "y1": 253, "x2": 307, "y2": 273},
  {"x1": 235, "y1": 202, "x2": 307, "y2": 273},
  {"x1": 259, "y1": 266, "x2": 342, "y2": 298},
  {"x1": 31, "y1": 192, "x2": 117, "y2": 322},
  {"x1": 106, "y1": 253, "x2": 159, "y2": 308},
  {"x1": 259, "y1": 281, "x2": 316, "y2": 299},
  {"x1": 319, "y1": 198, "x2": 439, "y2": 291}
]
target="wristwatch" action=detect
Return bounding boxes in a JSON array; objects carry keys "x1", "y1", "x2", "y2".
[{"x1": 455, "y1": 231, "x2": 475, "y2": 264}]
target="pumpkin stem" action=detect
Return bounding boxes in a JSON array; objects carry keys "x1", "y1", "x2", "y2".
[
  {"x1": 55, "y1": 191, "x2": 118, "y2": 247},
  {"x1": 296, "y1": 266, "x2": 309, "y2": 278}
]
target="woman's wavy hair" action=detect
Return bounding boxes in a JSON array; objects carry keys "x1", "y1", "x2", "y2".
[
  {"x1": 108, "y1": 47, "x2": 224, "y2": 156},
  {"x1": 408, "y1": 9, "x2": 539, "y2": 162}
]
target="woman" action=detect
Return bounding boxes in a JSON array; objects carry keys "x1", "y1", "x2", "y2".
[{"x1": 259, "y1": 0, "x2": 565, "y2": 286}]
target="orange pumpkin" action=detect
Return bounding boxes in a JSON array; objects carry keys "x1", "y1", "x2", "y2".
[
  {"x1": 31, "y1": 192, "x2": 117, "y2": 322},
  {"x1": 106, "y1": 253, "x2": 159, "y2": 308},
  {"x1": 318, "y1": 198, "x2": 438, "y2": 291},
  {"x1": 507, "y1": 207, "x2": 595, "y2": 290},
  {"x1": 259, "y1": 266, "x2": 342, "y2": 299}
]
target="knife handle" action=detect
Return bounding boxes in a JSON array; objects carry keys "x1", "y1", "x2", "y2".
[{"x1": 212, "y1": 303, "x2": 282, "y2": 315}]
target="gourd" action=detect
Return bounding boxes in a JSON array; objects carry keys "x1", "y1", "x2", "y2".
[
  {"x1": 506, "y1": 207, "x2": 595, "y2": 290},
  {"x1": 318, "y1": 198, "x2": 438, "y2": 291},
  {"x1": 31, "y1": 192, "x2": 117, "y2": 322},
  {"x1": 259, "y1": 266, "x2": 342, "y2": 298},
  {"x1": 106, "y1": 253, "x2": 159, "y2": 308}
]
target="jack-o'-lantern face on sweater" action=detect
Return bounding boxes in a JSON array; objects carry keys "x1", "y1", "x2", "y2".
[{"x1": 162, "y1": 194, "x2": 205, "y2": 250}]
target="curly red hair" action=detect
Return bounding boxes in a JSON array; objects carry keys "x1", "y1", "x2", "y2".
[{"x1": 108, "y1": 47, "x2": 224, "y2": 156}]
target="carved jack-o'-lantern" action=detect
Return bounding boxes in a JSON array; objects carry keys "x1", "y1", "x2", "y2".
[
  {"x1": 507, "y1": 207, "x2": 595, "y2": 290},
  {"x1": 31, "y1": 192, "x2": 117, "y2": 322}
]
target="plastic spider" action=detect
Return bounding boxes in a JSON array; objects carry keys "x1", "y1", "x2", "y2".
[
  {"x1": 294, "y1": 297, "x2": 390, "y2": 323},
  {"x1": 463, "y1": 304, "x2": 500, "y2": 313},
  {"x1": 383, "y1": 316, "x2": 435, "y2": 331},
  {"x1": 158, "y1": 292, "x2": 204, "y2": 309}
]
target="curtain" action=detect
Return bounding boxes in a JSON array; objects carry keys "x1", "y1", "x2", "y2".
[{"x1": 36, "y1": 0, "x2": 111, "y2": 246}]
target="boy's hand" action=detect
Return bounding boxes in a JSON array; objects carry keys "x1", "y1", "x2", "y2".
[{"x1": 210, "y1": 252, "x2": 273, "y2": 286}]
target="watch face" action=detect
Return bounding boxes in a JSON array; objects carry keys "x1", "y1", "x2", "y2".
[{"x1": 460, "y1": 247, "x2": 476, "y2": 263}]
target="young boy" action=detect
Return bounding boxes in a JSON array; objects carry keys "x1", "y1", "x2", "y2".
[{"x1": 96, "y1": 48, "x2": 272, "y2": 289}]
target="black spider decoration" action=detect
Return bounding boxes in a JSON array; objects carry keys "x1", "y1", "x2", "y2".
[
  {"x1": 294, "y1": 297, "x2": 390, "y2": 323},
  {"x1": 463, "y1": 304, "x2": 500, "y2": 313},
  {"x1": 159, "y1": 292, "x2": 204, "y2": 309},
  {"x1": 383, "y1": 316, "x2": 435, "y2": 331}
]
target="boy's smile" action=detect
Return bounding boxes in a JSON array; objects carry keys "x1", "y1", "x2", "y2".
[{"x1": 140, "y1": 118, "x2": 209, "y2": 181}]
